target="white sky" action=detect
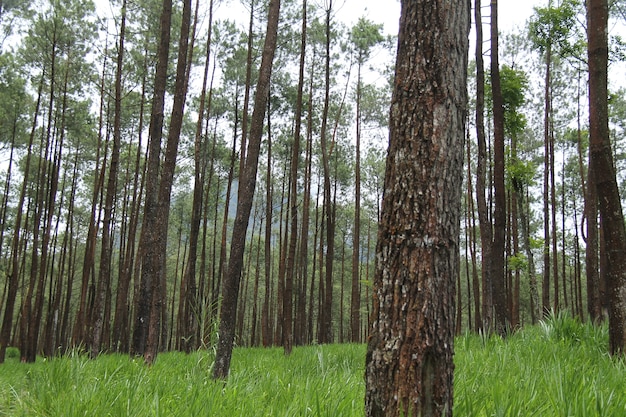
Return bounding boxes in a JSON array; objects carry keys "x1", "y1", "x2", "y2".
[{"x1": 334, "y1": 0, "x2": 539, "y2": 38}]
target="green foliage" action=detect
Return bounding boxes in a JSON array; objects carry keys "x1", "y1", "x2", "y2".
[
  {"x1": 508, "y1": 253, "x2": 528, "y2": 271},
  {"x1": 500, "y1": 65, "x2": 528, "y2": 138},
  {"x1": 507, "y1": 156, "x2": 537, "y2": 194},
  {"x1": 528, "y1": 0, "x2": 585, "y2": 60},
  {"x1": 350, "y1": 17, "x2": 384, "y2": 63},
  {"x1": 0, "y1": 52, "x2": 32, "y2": 147}
]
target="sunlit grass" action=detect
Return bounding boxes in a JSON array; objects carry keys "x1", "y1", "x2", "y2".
[{"x1": 1, "y1": 315, "x2": 625, "y2": 416}]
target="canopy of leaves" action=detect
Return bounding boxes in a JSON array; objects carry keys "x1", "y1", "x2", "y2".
[
  {"x1": 349, "y1": 17, "x2": 384, "y2": 63},
  {"x1": 500, "y1": 65, "x2": 528, "y2": 138},
  {"x1": 528, "y1": 0, "x2": 585, "y2": 59}
]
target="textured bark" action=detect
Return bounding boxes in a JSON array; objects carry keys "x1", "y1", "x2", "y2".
[
  {"x1": 587, "y1": 0, "x2": 626, "y2": 354},
  {"x1": 364, "y1": 0, "x2": 469, "y2": 415}
]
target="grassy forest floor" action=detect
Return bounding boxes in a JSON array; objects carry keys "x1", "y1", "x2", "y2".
[{"x1": 1, "y1": 314, "x2": 625, "y2": 416}]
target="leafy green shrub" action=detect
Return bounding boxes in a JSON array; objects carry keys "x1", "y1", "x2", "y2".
[{"x1": 5, "y1": 346, "x2": 19, "y2": 359}]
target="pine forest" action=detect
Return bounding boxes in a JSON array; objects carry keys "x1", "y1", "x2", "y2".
[{"x1": 1, "y1": 0, "x2": 626, "y2": 369}]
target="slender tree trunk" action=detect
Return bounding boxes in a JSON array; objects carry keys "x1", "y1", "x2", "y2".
[
  {"x1": 180, "y1": 0, "x2": 214, "y2": 353},
  {"x1": 283, "y1": 0, "x2": 307, "y2": 356},
  {"x1": 213, "y1": 0, "x2": 281, "y2": 379},
  {"x1": 319, "y1": 1, "x2": 335, "y2": 345},
  {"x1": 261, "y1": 116, "x2": 273, "y2": 347},
  {"x1": 92, "y1": 0, "x2": 127, "y2": 358},
  {"x1": 239, "y1": 0, "x2": 256, "y2": 172},
  {"x1": 0, "y1": 75, "x2": 44, "y2": 364},
  {"x1": 74, "y1": 41, "x2": 111, "y2": 349},
  {"x1": 58, "y1": 148, "x2": 80, "y2": 352},
  {"x1": 144, "y1": 0, "x2": 193, "y2": 364},
  {"x1": 542, "y1": 46, "x2": 552, "y2": 317},
  {"x1": 296, "y1": 83, "x2": 313, "y2": 345},
  {"x1": 513, "y1": 179, "x2": 540, "y2": 324},
  {"x1": 466, "y1": 123, "x2": 481, "y2": 331},
  {"x1": 351, "y1": 55, "x2": 363, "y2": 344},
  {"x1": 490, "y1": 0, "x2": 509, "y2": 336},
  {"x1": 474, "y1": 0, "x2": 492, "y2": 333},
  {"x1": 112, "y1": 81, "x2": 146, "y2": 354},
  {"x1": 550, "y1": 125, "x2": 559, "y2": 312},
  {"x1": 132, "y1": 0, "x2": 173, "y2": 358}
]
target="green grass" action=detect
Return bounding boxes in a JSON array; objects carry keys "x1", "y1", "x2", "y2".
[
  {"x1": 1, "y1": 316, "x2": 625, "y2": 416},
  {"x1": 455, "y1": 313, "x2": 626, "y2": 416}
]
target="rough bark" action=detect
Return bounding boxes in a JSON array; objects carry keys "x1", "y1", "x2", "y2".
[{"x1": 364, "y1": 0, "x2": 469, "y2": 414}]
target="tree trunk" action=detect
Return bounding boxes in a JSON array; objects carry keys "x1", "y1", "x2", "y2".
[
  {"x1": 542, "y1": 46, "x2": 552, "y2": 317},
  {"x1": 213, "y1": 0, "x2": 281, "y2": 379},
  {"x1": 351, "y1": 52, "x2": 363, "y2": 344},
  {"x1": 91, "y1": 0, "x2": 127, "y2": 358},
  {"x1": 0, "y1": 76, "x2": 44, "y2": 364},
  {"x1": 586, "y1": 0, "x2": 626, "y2": 355},
  {"x1": 180, "y1": 0, "x2": 214, "y2": 353},
  {"x1": 143, "y1": 0, "x2": 193, "y2": 364},
  {"x1": 283, "y1": 0, "x2": 307, "y2": 356},
  {"x1": 466, "y1": 102, "x2": 481, "y2": 332},
  {"x1": 131, "y1": 0, "x2": 172, "y2": 358},
  {"x1": 474, "y1": 0, "x2": 492, "y2": 333},
  {"x1": 319, "y1": 1, "x2": 336, "y2": 345},
  {"x1": 261, "y1": 116, "x2": 273, "y2": 347},
  {"x1": 490, "y1": 0, "x2": 508, "y2": 336},
  {"x1": 364, "y1": 0, "x2": 469, "y2": 414}
]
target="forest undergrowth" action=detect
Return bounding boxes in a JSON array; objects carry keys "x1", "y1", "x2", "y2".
[{"x1": 0, "y1": 313, "x2": 624, "y2": 416}]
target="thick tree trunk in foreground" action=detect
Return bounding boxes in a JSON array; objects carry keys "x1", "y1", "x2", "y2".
[
  {"x1": 587, "y1": 0, "x2": 626, "y2": 355},
  {"x1": 364, "y1": 0, "x2": 469, "y2": 415}
]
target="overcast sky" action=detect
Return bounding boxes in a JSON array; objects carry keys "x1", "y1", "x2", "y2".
[{"x1": 334, "y1": 0, "x2": 539, "y2": 38}]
